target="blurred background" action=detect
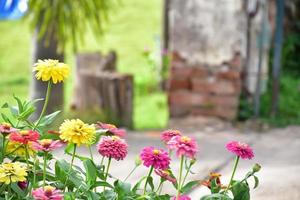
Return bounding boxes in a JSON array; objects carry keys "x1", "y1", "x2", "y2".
[
  {"x1": 0, "y1": 0, "x2": 299, "y2": 130},
  {"x1": 1, "y1": 1, "x2": 300, "y2": 199}
]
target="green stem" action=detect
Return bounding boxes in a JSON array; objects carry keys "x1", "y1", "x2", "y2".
[
  {"x1": 2, "y1": 136, "x2": 5, "y2": 161},
  {"x1": 143, "y1": 166, "x2": 154, "y2": 195},
  {"x1": 228, "y1": 171, "x2": 254, "y2": 190},
  {"x1": 100, "y1": 156, "x2": 105, "y2": 166},
  {"x1": 33, "y1": 81, "x2": 52, "y2": 130},
  {"x1": 177, "y1": 156, "x2": 184, "y2": 200},
  {"x1": 8, "y1": 177, "x2": 12, "y2": 199},
  {"x1": 155, "y1": 181, "x2": 163, "y2": 193},
  {"x1": 88, "y1": 145, "x2": 94, "y2": 162},
  {"x1": 24, "y1": 145, "x2": 30, "y2": 169},
  {"x1": 182, "y1": 161, "x2": 192, "y2": 186},
  {"x1": 64, "y1": 144, "x2": 77, "y2": 192},
  {"x1": 32, "y1": 157, "x2": 37, "y2": 191},
  {"x1": 43, "y1": 152, "x2": 48, "y2": 187},
  {"x1": 103, "y1": 157, "x2": 112, "y2": 191},
  {"x1": 124, "y1": 165, "x2": 138, "y2": 182},
  {"x1": 225, "y1": 156, "x2": 240, "y2": 193}
]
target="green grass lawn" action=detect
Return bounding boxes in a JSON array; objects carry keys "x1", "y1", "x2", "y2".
[{"x1": 0, "y1": 0, "x2": 168, "y2": 130}]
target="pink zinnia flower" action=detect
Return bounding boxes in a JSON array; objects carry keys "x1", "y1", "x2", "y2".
[
  {"x1": 167, "y1": 136, "x2": 198, "y2": 159},
  {"x1": 226, "y1": 141, "x2": 254, "y2": 160},
  {"x1": 155, "y1": 169, "x2": 177, "y2": 184},
  {"x1": 171, "y1": 195, "x2": 191, "y2": 200},
  {"x1": 140, "y1": 146, "x2": 170, "y2": 170},
  {"x1": 97, "y1": 136, "x2": 128, "y2": 161},
  {"x1": 160, "y1": 129, "x2": 182, "y2": 144},
  {"x1": 32, "y1": 139, "x2": 63, "y2": 152},
  {"x1": 32, "y1": 186, "x2": 63, "y2": 200},
  {"x1": 9, "y1": 130, "x2": 39, "y2": 144},
  {"x1": 96, "y1": 122, "x2": 126, "y2": 137},
  {"x1": 0, "y1": 123, "x2": 17, "y2": 136}
]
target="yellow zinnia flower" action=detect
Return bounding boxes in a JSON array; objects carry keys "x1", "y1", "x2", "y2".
[
  {"x1": 59, "y1": 119, "x2": 96, "y2": 146},
  {"x1": 0, "y1": 162, "x2": 27, "y2": 184},
  {"x1": 6, "y1": 141, "x2": 36, "y2": 157},
  {"x1": 33, "y1": 59, "x2": 70, "y2": 84}
]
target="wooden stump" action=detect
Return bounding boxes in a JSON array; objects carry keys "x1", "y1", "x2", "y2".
[{"x1": 71, "y1": 52, "x2": 133, "y2": 128}]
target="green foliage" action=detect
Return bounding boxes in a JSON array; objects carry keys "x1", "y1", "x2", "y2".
[
  {"x1": 26, "y1": 0, "x2": 115, "y2": 52},
  {"x1": 260, "y1": 75, "x2": 300, "y2": 126}
]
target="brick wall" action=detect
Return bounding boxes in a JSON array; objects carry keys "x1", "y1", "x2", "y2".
[{"x1": 168, "y1": 52, "x2": 242, "y2": 120}]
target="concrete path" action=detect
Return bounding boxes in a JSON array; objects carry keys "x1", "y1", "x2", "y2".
[{"x1": 54, "y1": 125, "x2": 300, "y2": 199}]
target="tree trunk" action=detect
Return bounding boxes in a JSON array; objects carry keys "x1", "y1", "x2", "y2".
[{"x1": 30, "y1": 31, "x2": 64, "y2": 120}]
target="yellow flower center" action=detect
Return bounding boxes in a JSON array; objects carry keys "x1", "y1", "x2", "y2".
[
  {"x1": 162, "y1": 170, "x2": 170, "y2": 176},
  {"x1": 107, "y1": 124, "x2": 117, "y2": 129},
  {"x1": 1, "y1": 123, "x2": 11, "y2": 128},
  {"x1": 181, "y1": 136, "x2": 191, "y2": 142},
  {"x1": 153, "y1": 149, "x2": 160, "y2": 155},
  {"x1": 20, "y1": 130, "x2": 29, "y2": 136},
  {"x1": 40, "y1": 139, "x2": 52, "y2": 146},
  {"x1": 210, "y1": 172, "x2": 221, "y2": 178},
  {"x1": 44, "y1": 186, "x2": 55, "y2": 192},
  {"x1": 111, "y1": 136, "x2": 120, "y2": 141}
]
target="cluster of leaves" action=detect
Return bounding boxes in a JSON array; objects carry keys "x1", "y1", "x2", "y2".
[{"x1": 200, "y1": 167, "x2": 260, "y2": 200}]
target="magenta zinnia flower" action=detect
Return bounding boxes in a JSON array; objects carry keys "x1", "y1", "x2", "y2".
[
  {"x1": 171, "y1": 195, "x2": 191, "y2": 200},
  {"x1": 18, "y1": 181, "x2": 27, "y2": 190},
  {"x1": 0, "y1": 123, "x2": 17, "y2": 136},
  {"x1": 32, "y1": 139, "x2": 63, "y2": 152},
  {"x1": 97, "y1": 136, "x2": 128, "y2": 161},
  {"x1": 160, "y1": 129, "x2": 182, "y2": 143},
  {"x1": 96, "y1": 122, "x2": 126, "y2": 137},
  {"x1": 155, "y1": 169, "x2": 177, "y2": 184},
  {"x1": 9, "y1": 130, "x2": 39, "y2": 144},
  {"x1": 32, "y1": 186, "x2": 63, "y2": 200},
  {"x1": 226, "y1": 141, "x2": 254, "y2": 160},
  {"x1": 167, "y1": 136, "x2": 198, "y2": 159},
  {"x1": 140, "y1": 146, "x2": 170, "y2": 170}
]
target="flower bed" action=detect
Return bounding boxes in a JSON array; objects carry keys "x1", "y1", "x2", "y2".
[{"x1": 0, "y1": 59, "x2": 261, "y2": 199}]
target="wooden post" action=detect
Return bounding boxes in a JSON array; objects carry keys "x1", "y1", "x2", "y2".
[
  {"x1": 71, "y1": 52, "x2": 133, "y2": 128},
  {"x1": 271, "y1": 0, "x2": 285, "y2": 117}
]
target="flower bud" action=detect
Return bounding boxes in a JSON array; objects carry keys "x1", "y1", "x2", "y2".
[
  {"x1": 190, "y1": 159, "x2": 196, "y2": 165},
  {"x1": 135, "y1": 156, "x2": 142, "y2": 166},
  {"x1": 252, "y1": 163, "x2": 261, "y2": 173}
]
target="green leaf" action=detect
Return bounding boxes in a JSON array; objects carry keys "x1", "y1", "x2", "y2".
[
  {"x1": 11, "y1": 183, "x2": 26, "y2": 198},
  {"x1": 65, "y1": 143, "x2": 89, "y2": 161},
  {"x1": 154, "y1": 194, "x2": 172, "y2": 200},
  {"x1": 231, "y1": 181, "x2": 250, "y2": 200},
  {"x1": 37, "y1": 110, "x2": 61, "y2": 127},
  {"x1": 200, "y1": 193, "x2": 233, "y2": 200},
  {"x1": 1, "y1": 102, "x2": 9, "y2": 108},
  {"x1": 180, "y1": 180, "x2": 200, "y2": 194},
  {"x1": 83, "y1": 159, "x2": 97, "y2": 185},
  {"x1": 55, "y1": 159, "x2": 86, "y2": 190},
  {"x1": 114, "y1": 180, "x2": 132, "y2": 198},
  {"x1": 210, "y1": 178, "x2": 221, "y2": 194},
  {"x1": 13, "y1": 95, "x2": 24, "y2": 113},
  {"x1": 100, "y1": 190, "x2": 117, "y2": 200},
  {"x1": 147, "y1": 176, "x2": 154, "y2": 191},
  {"x1": 1, "y1": 113, "x2": 13, "y2": 125},
  {"x1": 132, "y1": 176, "x2": 147, "y2": 193},
  {"x1": 253, "y1": 176, "x2": 259, "y2": 189},
  {"x1": 90, "y1": 181, "x2": 113, "y2": 189}
]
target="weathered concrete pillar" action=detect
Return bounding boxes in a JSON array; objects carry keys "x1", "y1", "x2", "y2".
[{"x1": 167, "y1": 0, "x2": 246, "y2": 120}]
